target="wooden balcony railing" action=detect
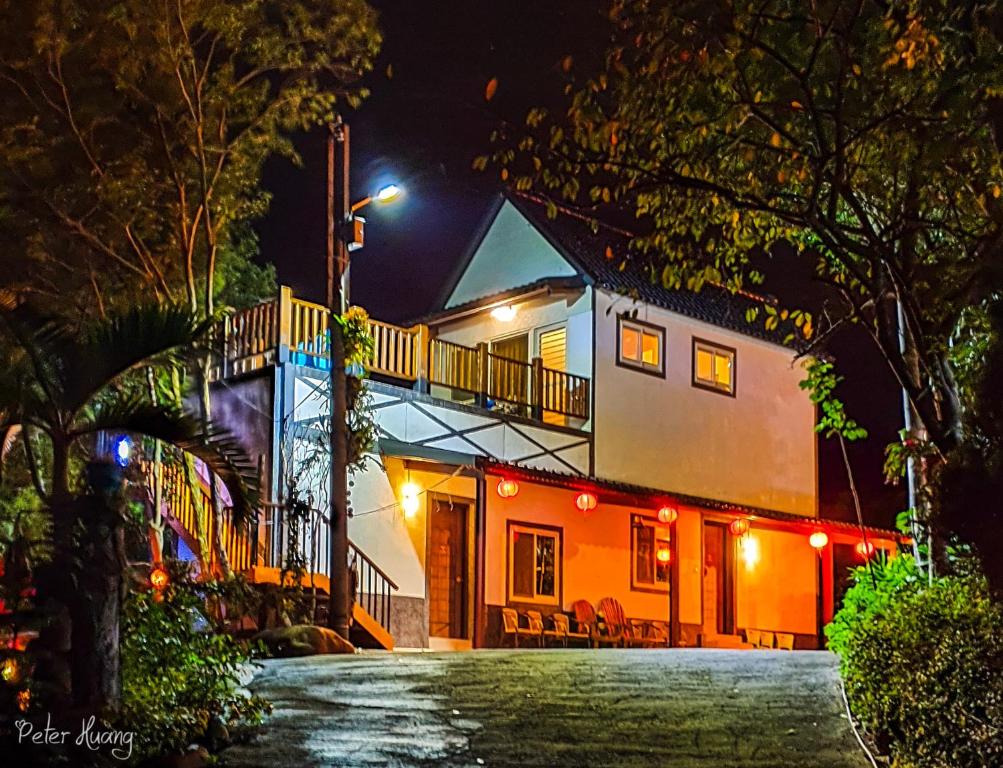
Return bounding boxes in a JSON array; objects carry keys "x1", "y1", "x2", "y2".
[{"x1": 210, "y1": 287, "x2": 591, "y2": 423}]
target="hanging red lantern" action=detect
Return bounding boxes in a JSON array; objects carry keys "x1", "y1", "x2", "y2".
[
  {"x1": 496, "y1": 478, "x2": 519, "y2": 498},
  {"x1": 656, "y1": 545, "x2": 672, "y2": 564},
  {"x1": 575, "y1": 491, "x2": 598, "y2": 512},
  {"x1": 729, "y1": 518, "x2": 750, "y2": 537},
  {"x1": 809, "y1": 531, "x2": 829, "y2": 550},
  {"x1": 657, "y1": 505, "x2": 678, "y2": 524},
  {"x1": 150, "y1": 565, "x2": 169, "y2": 591},
  {"x1": 855, "y1": 540, "x2": 876, "y2": 559}
]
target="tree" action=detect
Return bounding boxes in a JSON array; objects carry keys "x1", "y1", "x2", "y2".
[
  {"x1": 0, "y1": 0, "x2": 380, "y2": 317},
  {"x1": 0, "y1": 303, "x2": 258, "y2": 712},
  {"x1": 488, "y1": 0, "x2": 1003, "y2": 578}
]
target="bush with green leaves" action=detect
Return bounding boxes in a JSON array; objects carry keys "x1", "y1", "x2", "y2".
[
  {"x1": 118, "y1": 562, "x2": 270, "y2": 763},
  {"x1": 827, "y1": 554, "x2": 1003, "y2": 768}
]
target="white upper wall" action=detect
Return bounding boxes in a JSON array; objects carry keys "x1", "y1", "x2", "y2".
[
  {"x1": 592, "y1": 289, "x2": 817, "y2": 516},
  {"x1": 445, "y1": 200, "x2": 578, "y2": 308}
]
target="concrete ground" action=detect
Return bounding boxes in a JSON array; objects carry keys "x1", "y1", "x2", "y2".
[{"x1": 222, "y1": 649, "x2": 868, "y2": 768}]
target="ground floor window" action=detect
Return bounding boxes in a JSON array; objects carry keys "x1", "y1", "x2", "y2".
[
  {"x1": 508, "y1": 522, "x2": 561, "y2": 605},
  {"x1": 631, "y1": 515, "x2": 671, "y2": 591}
]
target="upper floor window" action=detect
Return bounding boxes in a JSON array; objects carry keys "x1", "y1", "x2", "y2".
[
  {"x1": 693, "y1": 338, "x2": 736, "y2": 395},
  {"x1": 509, "y1": 522, "x2": 561, "y2": 605},
  {"x1": 617, "y1": 317, "x2": 665, "y2": 376}
]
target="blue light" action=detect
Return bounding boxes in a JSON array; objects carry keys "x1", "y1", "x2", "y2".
[{"x1": 113, "y1": 435, "x2": 132, "y2": 467}]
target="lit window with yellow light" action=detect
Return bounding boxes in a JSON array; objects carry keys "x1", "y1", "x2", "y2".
[
  {"x1": 693, "y1": 339, "x2": 736, "y2": 395},
  {"x1": 617, "y1": 316, "x2": 665, "y2": 376}
]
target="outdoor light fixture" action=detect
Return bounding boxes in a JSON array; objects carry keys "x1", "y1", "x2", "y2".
[
  {"x1": 149, "y1": 565, "x2": 169, "y2": 592},
  {"x1": 855, "y1": 540, "x2": 876, "y2": 559},
  {"x1": 656, "y1": 505, "x2": 678, "y2": 524},
  {"x1": 656, "y1": 545, "x2": 672, "y2": 564},
  {"x1": 113, "y1": 435, "x2": 132, "y2": 467},
  {"x1": 375, "y1": 183, "x2": 401, "y2": 202},
  {"x1": 401, "y1": 482, "x2": 421, "y2": 519},
  {"x1": 490, "y1": 305, "x2": 518, "y2": 322},
  {"x1": 1, "y1": 657, "x2": 20, "y2": 684},
  {"x1": 496, "y1": 478, "x2": 519, "y2": 498},
  {"x1": 575, "y1": 491, "x2": 598, "y2": 512},
  {"x1": 740, "y1": 535, "x2": 760, "y2": 569},
  {"x1": 729, "y1": 518, "x2": 750, "y2": 537},
  {"x1": 809, "y1": 531, "x2": 829, "y2": 550}
]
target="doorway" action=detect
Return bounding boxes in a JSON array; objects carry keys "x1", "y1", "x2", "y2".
[
  {"x1": 428, "y1": 498, "x2": 469, "y2": 639},
  {"x1": 702, "y1": 522, "x2": 735, "y2": 636}
]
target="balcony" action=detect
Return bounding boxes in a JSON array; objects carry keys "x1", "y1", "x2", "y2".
[{"x1": 212, "y1": 287, "x2": 591, "y2": 426}]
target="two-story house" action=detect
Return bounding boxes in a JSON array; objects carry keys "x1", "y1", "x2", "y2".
[{"x1": 168, "y1": 192, "x2": 901, "y2": 652}]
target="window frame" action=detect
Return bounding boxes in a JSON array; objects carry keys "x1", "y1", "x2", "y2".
[
  {"x1": 692, "y1": 337, "x2": 737, "y2": 397},
  {"x1": 506, "y1": 520, "x2": 563, "y2": 606},
  {"x1": 630, "y1": 514, "x2": 672, "y2": 593},
  {"x1": 616, "y1": 315, "x2": 666, "y2": 377}
]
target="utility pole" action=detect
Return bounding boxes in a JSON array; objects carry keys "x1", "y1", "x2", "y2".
[{"x1": 327, "y1": 121, "x2": 351, "y2": 640}]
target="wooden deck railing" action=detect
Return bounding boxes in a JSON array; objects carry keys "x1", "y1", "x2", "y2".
[
  {"x1": 210, "y1": 287, "x2": 591, "y2": 423},
  {"x1": 147, "y1": 452, "x2": 256, "y2": 574}
]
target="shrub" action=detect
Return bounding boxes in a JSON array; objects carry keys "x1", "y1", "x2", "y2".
[
  {"x1": 118, "y1": 561, "x2": 270, "y2": 763},
  {"x1": 827, "y1": 554, "x2": 1003, "y2": 768}
]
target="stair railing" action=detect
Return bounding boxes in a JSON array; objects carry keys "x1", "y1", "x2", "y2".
[{"x1": 349, "y1": 539, "x2": 398, "y2": 635}]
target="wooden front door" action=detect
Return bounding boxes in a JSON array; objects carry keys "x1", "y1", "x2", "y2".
[
  {"x1": 429, "y1": 499, "x2": 468, "y2": 639},
  {"x1": 703, "y1": 522, "x2": 735, "y2": 636}
]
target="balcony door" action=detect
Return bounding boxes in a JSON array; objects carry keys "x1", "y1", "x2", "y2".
[
  {"x1": 537, "y1": 326, "x2": 567, "y2": 424},
  {"x1": 489, "y1": 333, "x2": 530, "y2": 412}
]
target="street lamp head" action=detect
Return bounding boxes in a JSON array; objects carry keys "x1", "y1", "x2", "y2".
[{"x1": 375, "y1": 183, "x2": 401, "y2": 203}]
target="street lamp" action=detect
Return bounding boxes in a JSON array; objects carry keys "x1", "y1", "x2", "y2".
[{"x1": 325, "y1": 121, "x2": 400, "y2": 640}]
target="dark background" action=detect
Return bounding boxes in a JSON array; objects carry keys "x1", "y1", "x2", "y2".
[{"x1": 256, "y1": 0, "x2": 905, "y2": 527}]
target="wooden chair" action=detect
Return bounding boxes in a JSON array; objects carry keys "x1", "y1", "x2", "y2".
[
  {"x1": 526, "y1": 610, "x2": 559, "y2": 647},
  {"x1": 775, "y1": 632, "x2": 795, "y2": 651},
  {"x1": 553, "y1": 612, "x2": 590, "y2": 647},
  {"x1": 758, "y1": 630, "x2": 775, "y2": 649},
  {"x1": 572, "y1": 599, "x2": 620, "y2": 647},
  {"x1": 598, "y1": 597, "x2": 647, "y2": 648},
  {"x1": 501, "y1": 607, "x2": 541, "y2": 647},
  {"x1": 645, "y1": 620, "x2": 671, "y2": 647},
  {"x1": 745, "y1": 628, "x2": 762, "y2": 647}
]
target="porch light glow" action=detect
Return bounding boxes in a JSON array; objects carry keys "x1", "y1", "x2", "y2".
[
  {"x1": 490, "y1": 304, "x2": 517, "y2": 322},
  {"x1": 575, "y1": 491, "x2": 598, "y2": 512},
  {"x1": 657, "y1": 505, "x2": 678, "y2": 524},
  {"x1": 809, "y1": 531, "x2": 829, "y2": 550},
  {"x1": 740, "y1": 535, "x2": 760, "y2": 568},
  {"x1": 728, "y1": 518, "x2": 750, "y2": 537},
  {"x1": 401, "y1": 482, "x2": 421, "y2": 519},
  {"x1": 376, "y1": 183, "x2": 401, "y2": 202},
  {"x1": 497, "y1": 478, "x2": 519, "y2": 498},
  {"x1": 1, "y1": 656, "x2": 20, "y2": 683},
  {"x1": 656, "y1": 545, "x2": 672, "y2": 564},
  {"x1": 855, "y1": 540, "x2": 876, "y2": 559}
]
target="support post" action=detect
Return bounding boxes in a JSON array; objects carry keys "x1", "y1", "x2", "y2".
[
  {"x1": 476, "y1": 342, "x2": 490, "y2": 407},
  {"x1": 531, "y1": 357, "x2": 544, "y2": 421},
  {"x1": 413, "y1": 324, "x2": 431, "y2": 393},
  {"x1": 277, "y1": 285, "x2": 292, "y2": 363},
  {"x1": 327, "y1": 122, "x2": 351, "y2": 642}
]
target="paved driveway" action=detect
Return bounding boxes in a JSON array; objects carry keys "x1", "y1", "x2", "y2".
[{"x1": 222, "y1": 649, "x2": 868, "y2": 767}]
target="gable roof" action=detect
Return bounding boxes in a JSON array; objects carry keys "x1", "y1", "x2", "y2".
[{"x1": 436, "y1": 191, "x2": 802, "y2": 348}]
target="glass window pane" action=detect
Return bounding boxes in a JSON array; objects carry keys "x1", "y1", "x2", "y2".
[
  {"x1": 714, "y1": 352, "x2": 733, "y2": 388},
  {"x1": 656, "y1": 537, "x2": 671, "y2": 584},
  {"x1": 621, "y1": 325, "x2": 641, "y2": 361},
  {"x1": 512, "y1": 531, "x2": 535, "y2": 597},
  {"x1": 536, "y1": 535, "x2": 556, "y2": 597},
  {"x1": 642, "y1": 332, "x2": 660, "y2": 366},
  {"x1": 635, "y1": 525, "x2": 654, "y2": 584},
  {"x1": 696, "y1": 348, "x2": 713, "y2": 382}
]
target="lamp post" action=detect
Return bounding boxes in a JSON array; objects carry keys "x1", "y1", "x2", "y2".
[{"x1": 325, "y1": 120, "x2": 400, "y2": 640}]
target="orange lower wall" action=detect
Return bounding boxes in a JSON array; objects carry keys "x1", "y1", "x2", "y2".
[
  {"x1": 484, "y1": 478, "x2": 672, "y2": 621},
  {"x1": 735, "y1": 525, "x2": 818, "y2": 635}
]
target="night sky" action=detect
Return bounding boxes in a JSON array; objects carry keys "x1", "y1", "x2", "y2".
[{"x1": 256, "y1": 0, "x2": 905, "y2": 527}]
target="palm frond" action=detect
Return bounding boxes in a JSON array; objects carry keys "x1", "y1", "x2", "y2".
[{"x1": 73, "y1": 398, "x2": 259, "y2": 527}]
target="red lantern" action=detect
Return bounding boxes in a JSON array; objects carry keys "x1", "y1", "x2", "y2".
[
  {"x1": 729, "y1": 518, "x2": 750, "y2": 537},
  {"x1": 657, "y1": 506, "x2": 678, "y2": 524},
  {"x1": 575, "y1": 492, "x2": 598, "y2": 512},
  {"x1": 855, "y1": 540, "x2": 876, "y2": 559},
  {"x1": 809, "y1": 531, "x2": 829, "y2": 550},
  {"x1": 150, "y1": 565, "x2": 169, "y2": 591},
  {"x1": 656, "y1": 546, "x2": 672, "y2": 564},
  {"x1": 496, "y1": 478, "x2": 519, "y2": 498}
]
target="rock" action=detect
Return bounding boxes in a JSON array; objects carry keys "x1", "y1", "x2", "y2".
[{"x1": 253, "y1": 624, "x2": 355, "y2": 657}]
